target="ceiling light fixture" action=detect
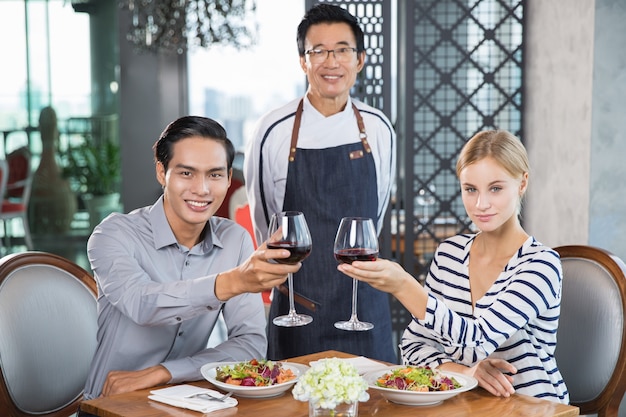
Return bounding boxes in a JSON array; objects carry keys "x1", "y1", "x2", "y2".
[{"x1": 119, "y1": 0, "x2": 258, "y2": 55}]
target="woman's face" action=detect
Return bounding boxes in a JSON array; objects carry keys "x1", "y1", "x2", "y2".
[{"x1": 459, "y1": 156, "x2": 527, "y2": 233}]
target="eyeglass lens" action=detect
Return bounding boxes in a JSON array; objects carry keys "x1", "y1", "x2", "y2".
[{"x1": 307, "y1": 48, "x2": 356, "y2": 63}]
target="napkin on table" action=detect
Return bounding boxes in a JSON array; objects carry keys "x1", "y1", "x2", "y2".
[
  {"x1": 149, "y1": 384, "x2": 238, "y2": 413},
  {"x1": 309, "y1": 356, "x2": 389, "y2": 375}
]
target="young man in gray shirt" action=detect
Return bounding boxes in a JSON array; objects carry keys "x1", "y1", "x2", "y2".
[{"x1": 81, "y1": 116, "x2": 299, "y2": 401}]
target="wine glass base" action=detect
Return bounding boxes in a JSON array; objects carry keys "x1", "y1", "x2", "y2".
[
  {"x1": 273, "y1": 313, "x2": 313, "y2": 327},
  {"x1": 334, "y1": 320, "x2": 374, "y2": 331}
]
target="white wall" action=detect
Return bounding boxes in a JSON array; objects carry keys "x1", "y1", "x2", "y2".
[
  {"x1": 524, "y1": 0, "x2": 595, "y2": 249},
  {"x1": 588, "y1": 0, "x2": 626, "y2": 262},
  {"x1": 526, "y1": 1, "x2": 626, "y2": 413},
  {"x1": 525, "y1": 0, "x2": 626, "y2": 263}
]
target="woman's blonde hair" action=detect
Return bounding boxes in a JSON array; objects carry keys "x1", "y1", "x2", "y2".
[{"x1": 456, "y1": 130, "x2": 529, "y2": 179}]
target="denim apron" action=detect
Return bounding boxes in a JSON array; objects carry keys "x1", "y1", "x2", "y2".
[{"x1": 267, "y1": 99, "x2": 396, "y2": 363}]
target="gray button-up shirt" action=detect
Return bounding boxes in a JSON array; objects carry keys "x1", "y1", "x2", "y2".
[{"x1": 83, "y1": 196, "x2": 266, "y2": 399}]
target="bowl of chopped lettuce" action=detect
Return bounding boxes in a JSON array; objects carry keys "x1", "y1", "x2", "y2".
[
  {"x1": 363, "y1": 365, "x2": 478, "y2": 406},
  {"x1": 201, "y1": 359, "x2": 309, "y2": 398}
]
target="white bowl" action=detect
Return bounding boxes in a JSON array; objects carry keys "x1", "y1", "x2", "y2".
[
  {"x1": 363, "y1": 365, "x2": 478, "y2": 406},
  {"x1": 200, "y1": 361, "x2": 309, "y2": 398}
]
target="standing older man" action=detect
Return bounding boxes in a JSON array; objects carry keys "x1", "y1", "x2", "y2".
[{"x1": 245, "y1": 4, "x2": 397, "y2": 363}]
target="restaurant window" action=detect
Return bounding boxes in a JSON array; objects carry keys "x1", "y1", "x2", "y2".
[
  {"x1": 0, "y1": 0, "x2": 91, "y2": 154},
  {"x1": 0, "y1": 0, "x2": 112, "y2": 261},
  {"x1": 188, "y1": 0, "x2": 306, "y2": 153}
]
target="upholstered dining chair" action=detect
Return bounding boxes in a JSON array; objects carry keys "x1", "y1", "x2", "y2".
[
  {"x1": 0, "y1": 146, "x2": 34, "y2": 250},
  {"x1": 554, "y1": 245, "x2": 626, "y2": 417},
  {"x1": 0, "y1": 251, "x2": 98, "y2": 417}
]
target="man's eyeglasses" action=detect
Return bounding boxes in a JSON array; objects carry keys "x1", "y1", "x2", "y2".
[{"x1": 304, "y1": 47, "x2": 358, "y2": 64}]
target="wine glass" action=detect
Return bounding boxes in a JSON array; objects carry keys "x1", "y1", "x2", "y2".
[
  {"x1": 266, "y1": 211, "x2": 313, "y2": 327},
  {"x1": 333, "y1": 217, "x2": 378, "y2": 331},
  {"x1": 415, "y1": 184, "x2": 436, "y2": 220}
]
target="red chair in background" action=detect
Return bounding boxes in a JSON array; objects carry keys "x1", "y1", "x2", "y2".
[
  {"x1": 232, "y1": 199, "x2": 270, "y2": 305},
  {"x1": 214, "y1": 177, "x2": 244, "y2": 219},
  {"x1": 0, "y1": 159, "x2": 8, "y2": 210},
  {"x1": 216, "y1": 154, "x2": 246, "y2": 219},
  {"x1": 234, "y1": 203, "x2": 258, "y2": 248},
  {"x1": 0, "y1": 147, "x2": 34, "y2": 250}
]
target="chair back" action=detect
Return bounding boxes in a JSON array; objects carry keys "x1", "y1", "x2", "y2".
[
  {"x1": 554, "y1": 245, "x2": 626, "y2": 417},
  {"x1": 0, "y1": 251, "x2": 98, "y2": 417},
  {"x1": 5, "y1": 146, "x2": 32, "y2": 203}
]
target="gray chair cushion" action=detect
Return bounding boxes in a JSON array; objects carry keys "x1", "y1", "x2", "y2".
[
  {"x1": 0, "y1": 264, "x2": 97, "y2": 413},
  {"x1": 555, "y1": 257, "x2": 624, "y2": 403}
]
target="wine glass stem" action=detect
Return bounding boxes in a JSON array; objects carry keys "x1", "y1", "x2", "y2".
[
  {"x1": 287, "y1": 273, "x2": 298, "y2": 317},
  {"x1": 349, "y1": 278, "x2": 359, "y2": 321}
]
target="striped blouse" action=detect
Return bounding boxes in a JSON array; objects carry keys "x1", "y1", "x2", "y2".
[{"x1": 400, "y1": 234, "x2": 569, "y2": 404}]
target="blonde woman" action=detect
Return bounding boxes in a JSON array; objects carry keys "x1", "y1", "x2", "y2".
[{"x1": 338, "y1": 130, "x2": 569, "y2": 403}]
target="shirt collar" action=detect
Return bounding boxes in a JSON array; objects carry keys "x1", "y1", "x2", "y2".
[{"x1": 303, "y1": 95, "x2": 354, "y2": 118}]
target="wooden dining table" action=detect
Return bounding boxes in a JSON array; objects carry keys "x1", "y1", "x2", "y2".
[{"x1": 80, "y1": 350, "x2": 579, "y2": 417}]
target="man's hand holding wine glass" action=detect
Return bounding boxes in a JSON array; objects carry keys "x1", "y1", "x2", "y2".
[{"x1": 214, "y1": 240, "x2": 302, "y2": 301}]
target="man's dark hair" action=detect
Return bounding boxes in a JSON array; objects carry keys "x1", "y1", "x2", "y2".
[
  {"x1": 153, "y1": 116, "x2": 235, "y2": 172},
  {"x1": 296, "y1": 3, "x2": 365, "y2": 56}
]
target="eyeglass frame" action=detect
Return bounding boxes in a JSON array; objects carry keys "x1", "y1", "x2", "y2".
[{"x1": 304, "y1": 47, "x2": 359, "y2": 63}]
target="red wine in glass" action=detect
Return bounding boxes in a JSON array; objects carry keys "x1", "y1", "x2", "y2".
[
  {"x1": 333, "y1": 217, "x2": 378, "y2": 331},
  {"x1": 335, "y1": 248, "x2": 378, "y2": 264},
  {"x1": 266, "y1": 241, "x2": 312, "y2": 264},
  {"x1": 267, "y1": 211, "x2": 313, "y2": 327}
]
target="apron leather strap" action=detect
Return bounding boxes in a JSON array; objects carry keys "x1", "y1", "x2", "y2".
[
  {"x1": 352, "y1": 103, "x2": 371, "y2": 153},
  {"x1": 288, "y1": 100, "x2": 304, "y2": 162},
  {"x1": 289, "y1": 99, "x2": 370, "y2": 162}
]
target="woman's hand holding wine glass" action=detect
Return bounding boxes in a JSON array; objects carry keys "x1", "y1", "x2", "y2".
[
  {"x1": 336, "y1": 243, "x2": 428, "y2": 321},
  {"x1": 267, "y1": 211, "x2": 313, "y2": 327}
]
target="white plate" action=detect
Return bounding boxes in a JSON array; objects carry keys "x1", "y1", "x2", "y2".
[
  {"x1": 200, "y1": 361, "x2": 309, "y2": 398},
  {"x1": 363, "y1": 365, "x2": 478, "y2": 406}
]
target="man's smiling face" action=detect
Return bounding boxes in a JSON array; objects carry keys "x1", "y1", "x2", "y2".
[
  {"x1": 157, "y1": 136, "x2": 231, "y2": 240},
  {"x1": 300, "y1": 22, "x2": 364, "y2": 105}
]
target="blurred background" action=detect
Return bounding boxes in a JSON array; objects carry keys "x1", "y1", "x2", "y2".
[{"x1": 0, "y1": 1, "x2": 624, "y2": 361}]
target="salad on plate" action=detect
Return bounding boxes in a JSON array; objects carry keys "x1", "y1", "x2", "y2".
[
  {"x1": 215, "y1": 359, "x2": 296, "y2": 387},
  {"x1": 374, "y1": 366, "x2": 461, "y2": 392}
]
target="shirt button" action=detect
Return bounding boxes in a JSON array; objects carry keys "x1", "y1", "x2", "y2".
[
  {"x1": 176, "y1": 317, "x2": 182, "y2": 321},
  {"x1": 178, "y1": 331, "x2": 184, "y2": 336},
  {"x1": 185, "y1": 261, "x2": 190, "y2": 266}
]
